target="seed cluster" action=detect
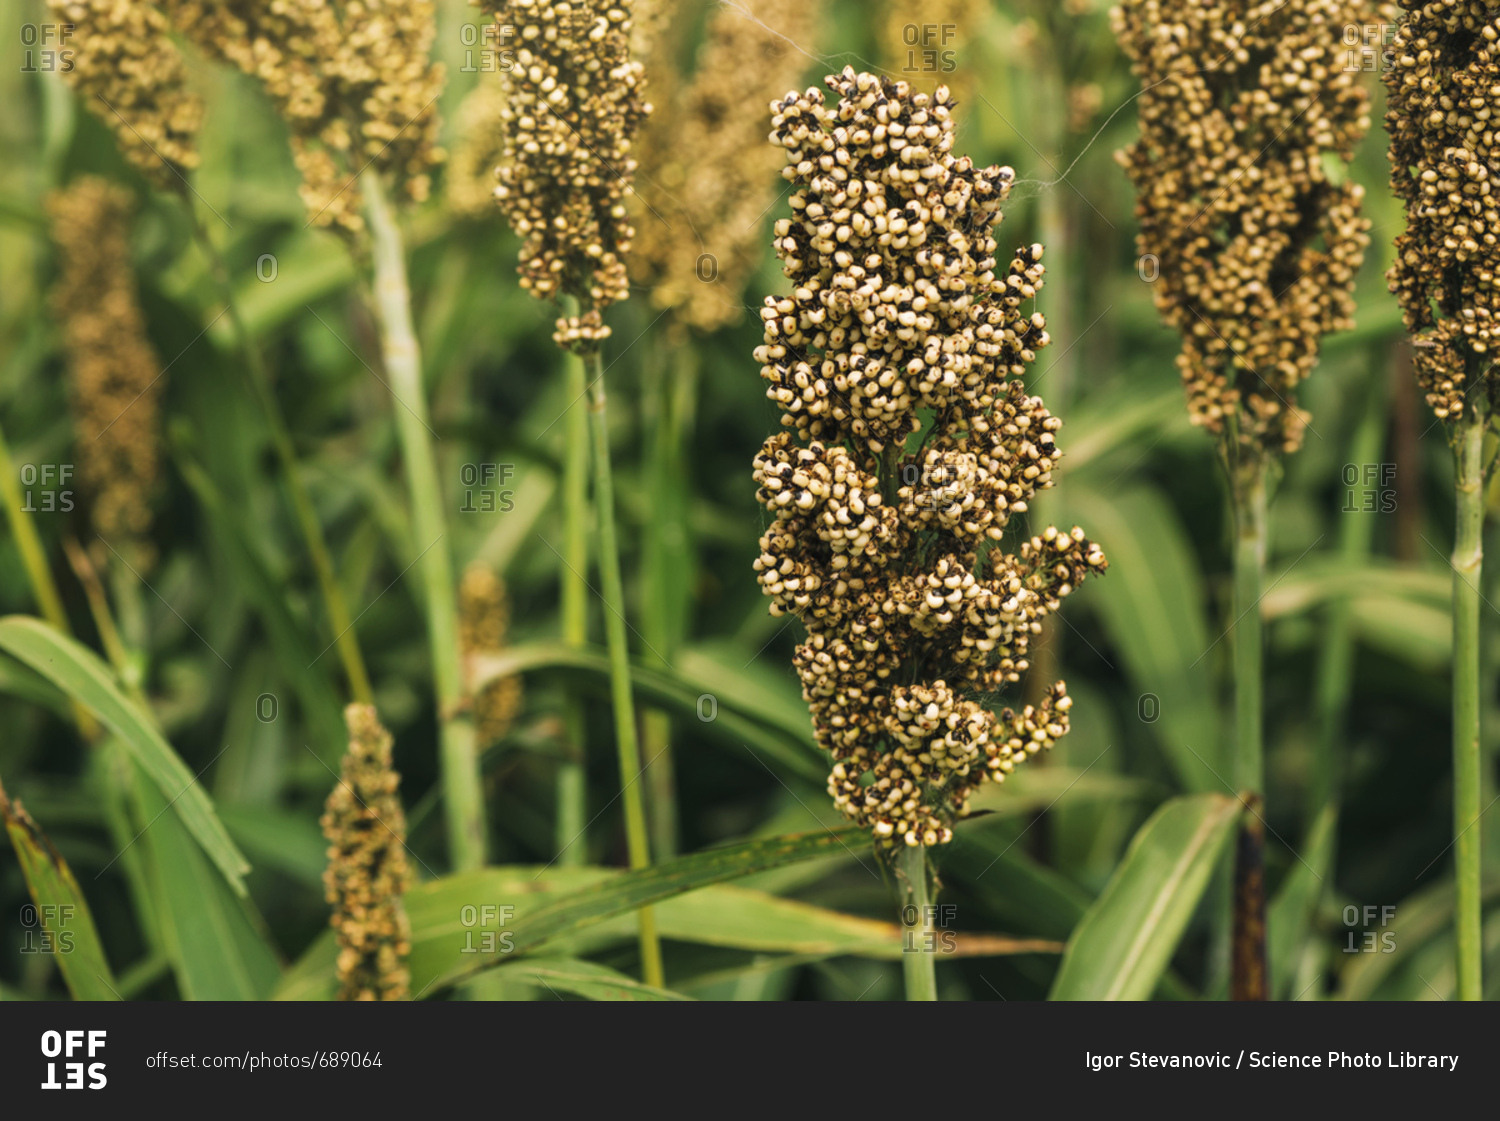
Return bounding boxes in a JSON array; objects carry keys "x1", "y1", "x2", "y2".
[
  {"x1": 484, "y1": 0, "x2": 649, "y2": 350},
  {"x1": 459, "y1": 564, "x2": 524, "y2": 749},
  {"x1": 164, "y1": 0, "x2": 444, "y2": 233},
  {"x1": 753, "y1": 69, "x2": 1105, "y2": 848},
  {"x1": 49, "y1": 0, "x2": 202, "y2": 189},
  {"x1": 880, "y1": 0, "x2": 986, "y2": 103},
  {"x1": 1386, "y1": 0, "x2": 1500, "y2": 422},
  {"x1": 47, "y1": 178, "x2": 163, "y2": 568},
  {"x1": 448, "y1": 77, "x2": 509, "y2": 219},
  {"x1": 1113, "y1": 0, "x2": 1371, "y2": 465},
  {"x1": 632, "y1": 0, "x2": 821, "y2": 333},
  {"x1": 321, "y1": 704, "x2": 412, "y2": 1002}
]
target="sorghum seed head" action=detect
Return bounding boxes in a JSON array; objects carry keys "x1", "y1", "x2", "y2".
[
  {"x1": 321, "y1": 704, "x2": 412, "y2": 1001},
  {"x1": 447, "y1": 77, "x2": 509, "y2": 220},
  {"x1": 753, "y1": 69, "x2": 1105, "y2": 849},
  {"x1": 164, "y1": 0, "x2": 445, "y2": 234},
  {"x1": 482, "y1": 0, "x2": 650, "y2": 351},
  {"x1": 49, "y1": 0, "x2": 202, "y2": 188},
  {"x1": 879, "y1": 0, "x2": 986, "y2": 104},
  {"x1": 47, "y1": 177, "x2": 163, "y2": 569},
  {"x1": 631, "y1": 0, "x2": 822, "y2": 333},
  {"x1": 459, "y1": 563, "x2": 524, "y2": 749},
  {"x1": 1385, "y1": 0, "x2": 1500, "y2": 423},
  {"x1": 1114, "y1": 0, "x2": 1371, "y2": 465}
]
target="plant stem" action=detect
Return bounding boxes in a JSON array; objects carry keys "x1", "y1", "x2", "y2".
[
  {"x1": 187, "y1": 208, "x2": 373, "y2": 707},
  {"x1": 901, "y1": 843, "x2": 937, "y2": 1001},
  {"x1": 556, "y1": 335, "x2": 590, "y2": 866},
  {"x1": 641, "y1": 339, "x2": 697, "y2": 860},
  {"x1": 362, "y1": 175, "x2": 485, "y2": 871},
  {"x1": 1312, "y1": 356, "x2": 1388, "y2": 817},
  {"x1": 0, "y1": 421, "x2": 98, "y2": 740},
  {"x1": 1231, "y1": 464, "x2": 1268, "y2": 1000},
  {"x1": 0, "y1": 422, "x2": 69, "y2": 632},
  {"x1": 584, "y1": 346, "x2": 664, "y2": 987},
  {"x1": 1451, "y1": 403, "x2": 1486, "y2": 1002}
]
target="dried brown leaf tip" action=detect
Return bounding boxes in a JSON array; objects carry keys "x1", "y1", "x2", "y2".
[
  {"x1": 48, "y1": 0, "x2": 203, "y2": 188},
  {"x1": 47, "y1": 177, "x2": 163, "y2": 568},
  {"x1": 163, "y1": 0, "x2": 445, "y2": 234},
  {"x1": 321, "y1": 704, "x2": 411, "y2": 1001},
  {"x1": 459, "y1": 564, "x2": 524, "y2": 749},
  {"x1": 1114, "y1": 0, "x2": 1371, "y2": 469},
  {"x1": 482, "y1": 0, "x2": 650, "y2": 351},
  {"x1": 752, "y1": 69, "x2": 1105, "y2": 849},
  {"x1": 1386, "y1": 0, "x2": 1500, "y2": 425},
  {"x1": 631, "y1": 0, "x2": 822, "y2": 333}
]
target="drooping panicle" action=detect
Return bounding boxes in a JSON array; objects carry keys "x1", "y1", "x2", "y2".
[
  {"x1": 321, "y1": 704, "x2": 412, "y2": 1001},
  {"x1": 164, "y1": 0, "x2": 445, "y2": 233},
  {"x1": 752, "y1": 69, "x2": 1105, "y2": 849},
  {"x1": 459, "y1": 564, "x2": 524, "y2": 749},
  {"x1": 48, "y1": 0, "x2": 202, "y2": 188},
  {"x1": 47, "y1": 177, "x2": 164, "y2": 567},
  {"x1": 482, "y1": 0, "x2": 650, "y2": 350},
  {"x1": 631, "y1": 0, "x2": 822, "y2": 332},
  {"x1": 447, "y1": 76, "x2": 509, "y2": 220},
  {"x1": 1113, "y1": 0, "x2": 1371, "y2": 467}
]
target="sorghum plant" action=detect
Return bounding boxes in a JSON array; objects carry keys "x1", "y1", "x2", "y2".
[
  {"x1": 158, "y1": 1, "x2": 481, "y2": 870},
  {"x1": 47, "y1": 178, "x2": 163, "y2": 571},
  {"x1": 447, "y1": 77, "x2": 509, "y2": 220},
  {"x1": 752, "y1": 67, "x2": 1105, "y2": 999},
  {"x1": 163, "y1": 0, "x2": 443, "y2": 233},
  {"x1": 484, "y1": 0, "x2": 663, "y2": 984},
  {"x1": 1114, "y1": 0, "x2": 1370, "y2": 999},
  {"x1": 322, "y1": 704, "x2": 412, "y2": 1002},
  {"x1": 632, "y1": 0, "x2": 823, "y2": 333},
  {"x1": 627, "y1": 0, "x2": 823, "y2": 858},
  {"x1": 1385, "y1": 0, "x2": 1500, "y2": 1001},
  {"x1": 53, "y1": 1, "x2": 383, "y2": 715},
  {"x1": 48, "y1": 0, "x2": 202, "y2": 188},
  {"x1": 459, "y1": 564, "x2": 525, "y2": 751}
]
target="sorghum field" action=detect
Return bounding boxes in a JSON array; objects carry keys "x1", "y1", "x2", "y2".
[{"x1": 1, "y1": 0, "x2": 1495, "y2": 1008}]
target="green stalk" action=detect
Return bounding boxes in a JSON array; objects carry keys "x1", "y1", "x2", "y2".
[
  {"x1": 1451, "y1": 403, "x2": 1486, "y2": 1002},
  {"x1": 187, "y1": 209, "x2": 373, "y2": 707},
  {"x1": 1231, "y1": 464, "x2": 1268, "y2": 1001},
  {"x1": 1233, "y1": 470, "x2": 1268, "y2": 796},
  {"x1": 0, "y1": 421, "x2": 98, "y2": 740},
  {"x1": 585, "y1": 346, "x2": 664, "y2": 987},
  {"x1": 0, "y1": 422, "x2": 69, "y2": 632},
  {"x1": 640, "y1": 339, "x2": 697, "y2": 860},
  {"x1": 556, "y1": 336, "x2": 590, "y2": 866},
  {"x1": 362, "y1": 175, "x2": 484, "y2": 872},
  {"x1": 900, "y1": 843, "x2": 938, "y2": 1001},
  {"x1": 1312, "y1": 360, "x2": 1389, "y2": 816}
]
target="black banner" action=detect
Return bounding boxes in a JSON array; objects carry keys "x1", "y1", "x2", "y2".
[{"x1": 0, "y1": 1000, "x2": 1492, "y2": 1108}]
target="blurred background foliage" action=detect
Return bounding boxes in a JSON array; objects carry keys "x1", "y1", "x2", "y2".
[{"x1": 0, "y1": 0, "x2": 1495, "y2": 1001}]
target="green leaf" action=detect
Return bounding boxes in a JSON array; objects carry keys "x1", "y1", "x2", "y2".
[
  {"x1": 1267, "y1": 803, "x2": 1336, "y2": 1001},
  {"x1": 1336, "y1": 879, "x2": 1500, "y2": 1001},
  {"x1": 1050, "y1": 793, "x2": 1239, "y2": 1000},
  {"x1": 1067, "y1": 487, "x2": 1222, "y2": 792},
  {"x1": 964, "y1": 765, "x2": 1155, "y2": 820},
  {"x1": 126, "y1": 760, "x2": 281, "y2": 1000},
  {"x1": 483, "y1": 828, "x2": 870, "y2": 973},
  {"x1": 470, "y1": 642, "x2": 824, "y2": 781},
  {"x1": 0, "y1": 616, "x2": 251, "y2": 895},
  {"x1": 278, "y1": 840, "x2": 1053, "y2": 1001},
  {"x1": 0, "y1": 782, "x2": 120, "y2": 1001},
  {"x1": 499, "y1": 958, "x2": 693, "y2": 1001}
]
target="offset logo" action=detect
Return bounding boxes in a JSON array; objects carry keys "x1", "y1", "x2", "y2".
[{"x1": 40, "y1": 1030, "x2": 106, "y2": 1090}]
